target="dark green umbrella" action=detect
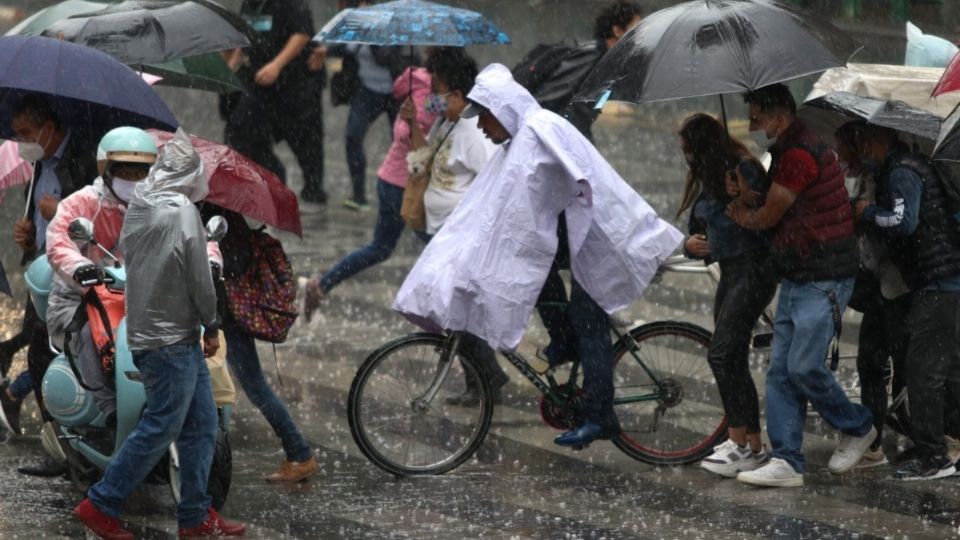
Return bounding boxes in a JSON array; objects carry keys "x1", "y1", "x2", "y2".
[{"x1": 6, "y1": 0, "x2": 244, "y2": 93}]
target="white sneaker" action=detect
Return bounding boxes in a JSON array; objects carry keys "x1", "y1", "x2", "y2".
[
  {"x1": 828, "y1": 426, "x2": 877, "y2": 474},
  {"x1": 853, "y1": 446, "x2": 889, "y2": 470},
  {"x1": 701, "y1": 440, "x2": 769, "y2": 478},
  {"x1": 737, "y1": 458, "x2": 804, "y2": 487}
]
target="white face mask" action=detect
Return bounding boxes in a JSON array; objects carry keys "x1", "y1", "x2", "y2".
[
  {"x1": 110, "y1": 178, "x2": 140, "y2": 203},
  {"x1": 17, "y1": 125, "x2": 51, "y2": 163},
  {"x1": 748, "y1": 128, "x2": 778, "y2": 151}
]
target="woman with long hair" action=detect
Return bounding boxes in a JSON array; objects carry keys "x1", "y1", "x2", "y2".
[{"x1": 677, "y1": 113, "x2": 777, "y2": 477}]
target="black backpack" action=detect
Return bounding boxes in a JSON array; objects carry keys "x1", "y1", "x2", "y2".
[
  {"x1": 512, "y1": 41, "x2": 603, "y2": 113},
  {"x1": 931, "y1": 158, "x2": 960, "y2": 229}
]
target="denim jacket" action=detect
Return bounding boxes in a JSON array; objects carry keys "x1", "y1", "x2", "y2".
[{"x1": 686, "y1": 160, "x2": 770, "y2": 263}]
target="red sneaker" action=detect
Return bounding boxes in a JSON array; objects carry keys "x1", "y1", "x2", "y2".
[
  {"x1": 73, "y1": 498, "x2": 134, "y2": 540},
  {"x1": 179, "y1": 507, "x2": 246, "y2": 537}
]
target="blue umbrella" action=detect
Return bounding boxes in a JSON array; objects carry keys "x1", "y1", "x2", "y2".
[
  {"x1": 315, "y1": 0, "x2": 510, "y2": 46},
  {"x1": 0, "y1": 35, "x2": 179, "y2": 140}
]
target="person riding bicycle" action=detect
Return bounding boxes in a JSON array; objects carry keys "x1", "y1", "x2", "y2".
[
  {"x1": 393, "y1": 63, "x2": 683, "y2": 449},
  {"x1": 46, "y1": 127, "x2": 222, "y2": 425}
]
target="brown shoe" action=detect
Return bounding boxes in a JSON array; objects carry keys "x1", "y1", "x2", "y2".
[
  {"x1": 265, "y1": 456, "x2": 318, "y2": 483},
  {"x1": 303, "y1": 279, "x2": 324, "y2": 322}
]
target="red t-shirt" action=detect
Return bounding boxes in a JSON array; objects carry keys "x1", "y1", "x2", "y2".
[{"x1": 773, "y1": 148, "x2": 819, "y2": 194}]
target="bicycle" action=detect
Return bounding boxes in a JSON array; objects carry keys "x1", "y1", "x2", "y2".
[{"x1": 347, "y1": 314, "x2": 728, "y2": 476}]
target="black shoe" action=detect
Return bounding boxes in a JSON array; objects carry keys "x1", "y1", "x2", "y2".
[
  {"x1": 18, "y1": 457, "x2": 67, "y2": 478},
  {"x1": 894, "y1": 455, "x2": 955, "y2": 481},
  {"x1": 300, "y1": 188, "x2": 328, "y2": 204},
  {"x1": 445, "y1": 384, "x2": 503, "y2": 407},
  {"x1": 0, "y1": 384, "x2": 22, "y2": 436}
]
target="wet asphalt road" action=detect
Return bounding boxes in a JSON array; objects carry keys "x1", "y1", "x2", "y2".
[
  {"x1": 3, "y1": 113, "x2": 960, "y2": 538},
  {"x1": 3, "y1": 2, "x2": 960, "y2": 538}
]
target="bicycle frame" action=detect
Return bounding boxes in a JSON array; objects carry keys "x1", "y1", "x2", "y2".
[{"x1": 432, "y1": 326, "x2": 668, "y2": 411}]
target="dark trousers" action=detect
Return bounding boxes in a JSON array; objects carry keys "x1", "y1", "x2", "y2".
[
  {"x1": 536, "y1": 263, "x2": 617, "y2": 430},
  {"x1": 346, "y1": 86, "x2": 398, "y2": 204},
  {"x1": 905, "y1": 289, "x2": 960, "y2": 459},
  {"x1": 1, "y1": 294, "x2": 34, "y2": 376},
  {"x1": 855, "y1": 292, "x2": 910, "y2": 444},
  {"x1": 226, "y1": 91, "x2": 326, "y2": 200},
  {"x1": 708, "y1": 253, "x2": 777, "y2": 433},
  {"x1": 24, "y1": 296, "x2": 54, "y2": 421}
]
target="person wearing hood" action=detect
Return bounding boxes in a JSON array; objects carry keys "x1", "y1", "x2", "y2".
[
  {"x1": 393, "y1": 64, "x2": 683, "y2": 448},
  {"x1": 303, "y1": 65, "x2": 436, "y2": 315},
  {"x1": 726, "y1": 84, "x2": 874, "y2": 488},
  {"x1": 43, "y1": 128, "x2": 221, "y2": 469},
  {"x1": 74, "y1": 130, "x2": 245, "y2": 540}
]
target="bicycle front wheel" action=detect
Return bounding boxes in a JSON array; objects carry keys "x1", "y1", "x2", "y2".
[
  {"x1": 348, "y1": 333, "x2": 494, "y2": 476},
  {"x1": 611, "y1": 321, "x2": 728, "y2": 466}
]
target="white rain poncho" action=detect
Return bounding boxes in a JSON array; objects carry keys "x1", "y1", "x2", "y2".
[
  {"x1": 393, "y1": 64, "x2": 684, "y2": 351},
  {"x1": 119, "y1": 129, "x2": 218, "y2": 351}
]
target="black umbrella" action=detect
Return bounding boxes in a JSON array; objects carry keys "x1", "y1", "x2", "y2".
[
  {"x1": 577, "y1": 0, "x2": 858, "y2": 108},
  {"x1": 43, "y1": 0, "x2": 251, "y2": 65},
  {"x1": 802, "y1": 91, "x2": 943, "y2": 142}
]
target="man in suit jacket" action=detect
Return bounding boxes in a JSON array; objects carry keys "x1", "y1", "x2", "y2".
[{"x1": 3, "y1": 94, "x2": 96, "y2": 477}]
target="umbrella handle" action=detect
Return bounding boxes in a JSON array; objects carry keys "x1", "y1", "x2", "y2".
[
  {"x1": 23, "y1": 171, "x2": 35, "y2": 219},
  {"x1": 409, "y1": 45, "x2": 414, "y2": 99}
]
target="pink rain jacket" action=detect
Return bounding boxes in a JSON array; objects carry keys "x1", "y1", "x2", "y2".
[{"x1": 377, "y1": 67, "x2": 436, "y2": 188}]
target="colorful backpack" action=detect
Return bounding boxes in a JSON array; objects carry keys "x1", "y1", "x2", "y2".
[{"x1": 224, "y1": 230, "x2": 299, "y2": 343}]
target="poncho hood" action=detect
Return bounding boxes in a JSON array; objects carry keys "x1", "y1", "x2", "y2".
[
  {"x1": 131, "y1": 128, "x2": 207, "y2": 208},
  {"x1": 467, "y1": 63, "x2": 541, "y2": 137}
]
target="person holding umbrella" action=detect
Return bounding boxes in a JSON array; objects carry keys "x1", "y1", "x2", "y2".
[
  {"x1": 224, "y1": 0, "x2": 327, "y2": 203},
  {"x1": 6, "y1": 94, "x2": 97, "y2": 476},
  {"x1": 853, "y1": 124, "x2": 960, "y2": 480},
  {"x1": 726, "y1": 84, "x2": 875, "y2": 487}
]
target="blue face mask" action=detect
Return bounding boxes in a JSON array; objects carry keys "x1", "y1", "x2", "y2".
[{"x1": 423, "y1": 92, "x2": 450, "y2": 115}]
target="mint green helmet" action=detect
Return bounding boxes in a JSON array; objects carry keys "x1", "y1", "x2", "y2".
[{"x1": 96, "y1": 126, "x2": 158, "y2": 176}]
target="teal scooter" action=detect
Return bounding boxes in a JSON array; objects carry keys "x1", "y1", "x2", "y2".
[{"x1": 24, "y1": 216, "x2": 233, "y2": 509}]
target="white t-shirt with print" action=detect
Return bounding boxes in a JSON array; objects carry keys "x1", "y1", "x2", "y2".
[{"x1": 423, "y1": 117, "x2": 497, "y2": 234}]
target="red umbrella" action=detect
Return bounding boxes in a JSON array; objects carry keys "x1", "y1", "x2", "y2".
[
  {"x1": 933, "y1": 52, "x2": 960, "y2": 97},
  {"x1": 148, "y1": 130, "x2": 302, "y2": 236}
]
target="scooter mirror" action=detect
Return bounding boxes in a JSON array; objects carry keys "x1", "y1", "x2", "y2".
[
  {"x1": 205, "y1": 216, "x2": 228, "y2": 242},
  {"x1": 67, "y1": 217, "x2": 95, "y2": 245}
]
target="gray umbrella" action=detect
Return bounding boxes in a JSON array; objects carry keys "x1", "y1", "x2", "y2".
[
  {"x1": 801, "y1": 91, "x2": 943, "y2": 142},
  {"x1": 576, "y1": 0, "x2": 858, "y2": 105},
  {"x1": 43, "y1": 0, "x2": 250, "y2": 65}
]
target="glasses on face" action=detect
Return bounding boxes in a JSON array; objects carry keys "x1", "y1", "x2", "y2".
[{"x1": 110, "y1": 163, "x2": 151, "y2": 180}]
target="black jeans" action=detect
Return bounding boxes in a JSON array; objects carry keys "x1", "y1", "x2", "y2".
[
  {"x1": 225, "y1": 91, "x2": 326, "y2": 199},
  {"x1": 708, "y1": 252, "x2": 777, "y2": 433},
  {"x1": 346, "y1": 85, "x2": 399, "y2": 204},
  {"x1": 905, "y1": 289, "x2": 960, "y2": 459},
  {"x1": 24, "y1": 296, "x2": 55, "y2": 421},
  {"x1": 855, "y1": 292, "x2": 910, "y2": 445}
]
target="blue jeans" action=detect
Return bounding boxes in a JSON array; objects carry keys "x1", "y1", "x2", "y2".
[
  {"x1": 766, "y1": 278, "x2": 873, "y2": 472},
  {"x1": 346, "y1": 86, "x2": 398, "y2": 204},
  {"x1": 8, "y1": 369, "x2": 32, "y2": 401},
  {"x1": 320, "y1": 179, "x2": 405, "y2": 293},
  {"x1": 224, "y1": 325, "x2": 311, "y2": 462},
  {"x1": 88, "y1": 342, "x2": 218, "y2": 528}
]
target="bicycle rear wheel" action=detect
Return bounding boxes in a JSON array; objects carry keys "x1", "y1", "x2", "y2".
[
  {"x1": 610, "y1": 321, "x2": 728, "y2": 466},
  {"x1": 348, "y1": 333, "x2": 493, "y2": 476}
]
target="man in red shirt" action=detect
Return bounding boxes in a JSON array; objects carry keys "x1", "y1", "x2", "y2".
[{"x1": 725, "y1": 84, "x2": 874, "y2": 487}]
